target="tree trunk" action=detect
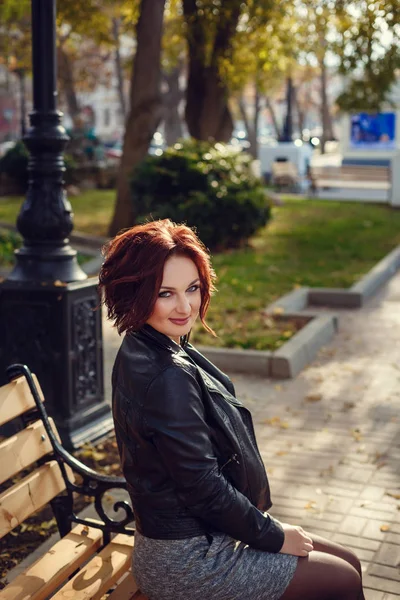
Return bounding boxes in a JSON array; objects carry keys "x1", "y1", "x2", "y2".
[
  {"x1": 162, "y1": 65, "x2": 184, "y2": 147},
  {"x1": 252, "y1": 87, "x2": 260, "y2": 159},
  {"x1": 108, "y1": 0, "x2": 165, "y2": 236},
  {"x1": 112, "y1": 17, "x2": 127, "y2": 121},
  {"x1": 319, "y1": 55, "x2": 334, "y2": 154},
  {"x1": 265, "y1": 96, "x2": 281, "y2": 140},
  {"x1": 238, "y1": 87, "x2": 260, "y2": 159},
  {"x1": 183, "y1": 0, "x2": 240, "y2": 142},
  {"x1": 58, "y1": 45, "x2": 80, "y2": 125}
]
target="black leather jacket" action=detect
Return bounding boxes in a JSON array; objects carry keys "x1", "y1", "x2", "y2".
[{"x1": 112, "y1": 324, "x2": 284, "y2": 553}]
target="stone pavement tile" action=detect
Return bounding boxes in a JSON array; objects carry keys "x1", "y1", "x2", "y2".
[
  {"x1": 383, "y1": 594, "x2": 400, "y2": 599},
  {"x1": 386, "y1": 533, "x2": 400, "y2": 544},
  {"x1": 365, "y1": 591, "x2": 385, "y2": 600},
  {"x1": 353, "y1": 547, "x2": 376, "y2": 562},
  {"x1": 339, "y1": 515, "x2": 369, "y2": 536},
  {"x1": 369, "y1": 564, "x2": 400, "y2": 583},
  {"x1": 361, "y1": 486, "x2": 394, "y2": 502},
  {"x1": 374, "y1": 543, "x2": 400, "y2": 568},
  {"x1": 332, "y1": 532, "x2": 381, "y2": 552},
  {"x1": 363, "y1": 521, "x2": 398, "y2": 542},
  {"x1": 350, "y1": 505, "x2": 400, "y2": 522},
  {"x1": 363, "y1": 574, "x2": 400, "y2": 595}
]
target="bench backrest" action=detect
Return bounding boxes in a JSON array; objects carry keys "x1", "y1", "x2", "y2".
[
  {"x1": 272, "y1": 161, "x2": 298, "y2": 178},
  {"x1": 310, "y1": 165, "x2": 390, "y2": 181},
  {"x1": 0, "y1": 375, "x2": 69, "y2": 540}
]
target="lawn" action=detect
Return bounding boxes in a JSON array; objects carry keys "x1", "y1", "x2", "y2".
[
  {"x1": 1, "y1": 191, "x2": 400, "y2": 350},
  {"x1": 0, "y1": 190, "x2": 115, "y2": 237}
]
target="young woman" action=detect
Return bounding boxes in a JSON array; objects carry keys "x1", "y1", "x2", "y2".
[{"x1": 99, "y1": 219, "x2": 365, "y2": 600}]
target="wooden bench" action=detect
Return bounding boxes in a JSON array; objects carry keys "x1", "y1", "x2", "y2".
[
  {"x1": 0, "y1": 363, "x2": 148, "y2": 600},
  {"x1": 309, "y1": 164, "x2": 391, "y2": 194},
  {"x1": 271, "y1": 161, "x2": 299, "y2": 190}
]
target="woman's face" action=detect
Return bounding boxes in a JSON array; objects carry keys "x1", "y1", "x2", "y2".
[{"x1": 146, "y1": 254, "x2": 202, "y2": 343}]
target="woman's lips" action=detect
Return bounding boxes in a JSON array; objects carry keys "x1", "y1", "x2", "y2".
[{"x1": 169, "y1": 317, "x2": 190, "y2": 326}]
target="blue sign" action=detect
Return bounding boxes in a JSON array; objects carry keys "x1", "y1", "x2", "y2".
[{"x1": 350, "y1": 112, "x2": 396, "y2": 150}]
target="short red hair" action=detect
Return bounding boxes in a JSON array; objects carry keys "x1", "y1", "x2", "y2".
[{"x1": 98, "y1": 219, "x2": 216, "y2": 336}]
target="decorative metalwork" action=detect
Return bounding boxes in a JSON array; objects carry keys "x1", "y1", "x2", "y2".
[
  {"x1": 0, "y1": 301, "x2": 53, "y2": 372},
  {"x1": 7, "y1": 364, "x2": 135, "y2": 538},
  {"x1": 72, "y1": 298, "x2": 99, "y2": 405}
]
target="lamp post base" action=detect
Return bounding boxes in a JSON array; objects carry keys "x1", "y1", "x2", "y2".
[{"x1": 0, "y1": 277, "x2": 112, "y2": 449}]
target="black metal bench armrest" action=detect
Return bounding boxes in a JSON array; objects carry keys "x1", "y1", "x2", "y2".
[{"x1": 6, "y1": 363, "x2": 135, "y2": 539}]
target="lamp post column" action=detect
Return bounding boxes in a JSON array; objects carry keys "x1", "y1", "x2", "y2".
[{"x1": 0, "y1": 0, "x2": 113, "y2": 448}]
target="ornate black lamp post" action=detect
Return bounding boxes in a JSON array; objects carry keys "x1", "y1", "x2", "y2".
[{"x1": 0, "y1": 0, "x2": 113, "y2": 448}]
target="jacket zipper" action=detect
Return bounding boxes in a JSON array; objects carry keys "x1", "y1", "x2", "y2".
[{"x1": 220, "y1": 453, "x2": 240, "y2": 471}]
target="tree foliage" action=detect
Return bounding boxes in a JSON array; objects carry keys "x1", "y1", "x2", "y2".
[{"x1": 335, "y1": 0, "x2": 400, "y2": 111}]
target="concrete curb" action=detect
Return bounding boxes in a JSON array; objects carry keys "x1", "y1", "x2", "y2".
[
  {"x1": 196, "y1": 345, "x2": 273, "y2": 378},
  {"x1": 270, "y1": 313, "x2": 337, "y2": 378},
  {"x1": 198, "y1": 312, "x2": 338, "y2": 380}
]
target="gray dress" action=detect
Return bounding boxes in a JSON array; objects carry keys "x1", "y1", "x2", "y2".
[{"x1": 132, "y1": 529, "x2": 298, "y2": 600}]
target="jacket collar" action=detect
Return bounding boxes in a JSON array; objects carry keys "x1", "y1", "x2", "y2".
[{"x1": 137, "y1": 324, "x2": 185, "y2": 353}]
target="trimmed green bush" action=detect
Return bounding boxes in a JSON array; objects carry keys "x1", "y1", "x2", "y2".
[
  {"x1": 0, "y1": 141, "x2": 29, "y2": 190},
  {"x1": 0, "y1": 229, "x2": 21, "y2": 266},
  {"x1": 131, "y1": 139, "x2": 271, "y2": 251},
  {"x1": 0, "y1": 141, "x2": 77, "y2": 191}
]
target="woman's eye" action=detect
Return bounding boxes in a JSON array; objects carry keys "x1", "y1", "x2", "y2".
[
  {"x1": 188, "y1": 285, "x2": 200, "y2": 293},
  {"x1": 158, "y1": 291, "x2": 171, "y2": 298}
]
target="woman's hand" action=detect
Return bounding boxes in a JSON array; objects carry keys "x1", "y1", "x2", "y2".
[{"x1": 279, "y1": 523, "x2": 314, "y2": 557}]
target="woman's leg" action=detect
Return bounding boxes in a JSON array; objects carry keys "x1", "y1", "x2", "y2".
[
  {"x1": 310, "y1": 533, "x2": 364, "y2": 580},
  {"x1": 279, "y1": 550, "x2": 363, "y2": 600}
]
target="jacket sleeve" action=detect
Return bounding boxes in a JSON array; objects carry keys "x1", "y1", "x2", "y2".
[{"x1": 143, "y1": 365, "x2": 284, "y2": 553}]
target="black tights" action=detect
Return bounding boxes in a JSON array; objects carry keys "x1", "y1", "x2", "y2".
[{"x1": 280, "y1": 533, "x2": 365, "y2": 600}]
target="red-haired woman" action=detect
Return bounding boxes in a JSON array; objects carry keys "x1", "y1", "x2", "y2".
[{"x1": 99, "y1": 219, "x2": 365, "y2": 600}]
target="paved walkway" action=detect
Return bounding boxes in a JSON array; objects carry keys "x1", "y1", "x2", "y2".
[{"x1": 102, "y1": 271, "x2": 400, "y2": 599}]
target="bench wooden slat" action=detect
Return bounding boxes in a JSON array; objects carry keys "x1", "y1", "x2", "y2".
[
  {"x1": 310, "y1": 166, "x2": 390, "y2": 184},
  {"x1": 0, "y1": 374, "x2": 44, "y2": 427},
  {"x1": 0, "y1": 524, "x2": 103, "y2": 600},
  {"x1": 51, "y1": 533, "x2": 134, "y2": 600},
  {"x1": 0, "y1": 418, "x2": 58, "y2": 485},
  {"x1": 0, "y1": 461, "x2": 65, "y2": 539},
  {"x1": 107, "y1": 572, "x2": 145, "y2": 600}
]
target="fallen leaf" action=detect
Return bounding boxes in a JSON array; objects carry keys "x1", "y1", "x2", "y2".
[
  {"x1": 351, "y1": 429, "x2": 362, "y2": 442},
  {"x1": 261, "y1": 416, "x2": 290, "y2": 429},
  {"x1": 342, "y1": 401, "x2": 356, "y2": 411},
  {"x1": 305, "y1": 393, "x2": 323, "y2": 403},
  {"x1": 380, "y1": 524, "x2": 390, "y2": 532},
  {"x1": 385, "y1": 491, "x2": 400, "y2": 500}
]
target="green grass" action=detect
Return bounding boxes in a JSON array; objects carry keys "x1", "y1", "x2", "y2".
[
  {"x1": 0, "y1": 190, "x2": 115, "y2": 237},
  {"x1": 2, "y1": 191, "x2": 400, "y2": 349},
  {"x1": 0, "y1": 228, "x2": 92, "y2": 268},
  {"x1": 191, "y1": 197, "x2": 400, "y2": 349}
]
